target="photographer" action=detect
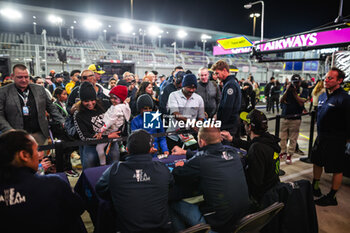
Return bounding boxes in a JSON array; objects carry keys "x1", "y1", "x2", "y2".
[{"x1": 279, "y1": 74, "x2": 306, "y2": 164}]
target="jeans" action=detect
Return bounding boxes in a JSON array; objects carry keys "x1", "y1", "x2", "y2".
[
  {"x1": 170, "y1": 201, "x2": 206, "y2": 232},
  {"x1": 81, "y1": 142, "x2": 120, "y2": 169}
]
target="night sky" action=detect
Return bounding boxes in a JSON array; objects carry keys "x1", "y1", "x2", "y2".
[{"x1": 3, "y1": 0, "x2": 350, "y2": 38}]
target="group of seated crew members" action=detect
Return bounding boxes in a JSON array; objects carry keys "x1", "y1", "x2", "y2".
[{"x1": 0, "y1": 108, "x2": 282, "y2": 233}]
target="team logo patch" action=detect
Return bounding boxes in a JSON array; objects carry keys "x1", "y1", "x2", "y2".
[{"x1": 227, "y1": 88, "x2": 233, "y2": 95}]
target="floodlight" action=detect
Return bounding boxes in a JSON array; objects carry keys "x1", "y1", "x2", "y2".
[
  {"x1": 33, "y1": 16, "x2": 36, "y2": 19},
  {"x1": 120, "y1": 22, "x2": 133, "y2": 33},
  {"x1": 177, "y1": 30, "x2": 187, "y2": 39},
  {"x1": 201, "y1": 34, "x2": 212, "y2": 40},
  {"x1": 244, "y1": 4, "x2": 252, "y2": 9},
  {"x1": 73, "y1": 20, "x2": 77, "y2": 24},
  {"x1": 33, "y1": 22, "x2": 37, "y2": 25},
  {"x1": 103, "y1": 29, "x2": 107, "y2": 33},
  {"x1": 70, "y1": 26, "x2": 74, "y2": 29},
  {"x1": 48, "y1": 15, "x2": 63, "y2": 24},
  {"x1": 0, "y1": 8, "x2": 22, "y2": 20},
  {"x1": 108, "y1": 25, "x2": 111, "y2": 28},
  {"x1": 250, "y1": 13, "x2": 260, "y2": 18},
  {"x1": 84, "y1": 18, "x2": 102, "y2": 29},
  {"x1": 148, "y1": 26, "x2": 163, "y2": 37}
]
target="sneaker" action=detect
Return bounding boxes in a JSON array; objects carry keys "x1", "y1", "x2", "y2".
[
  {"x1": 65, "y1": 170, "x2": 79, "y2": 177},
  {"x1": 313, "y1": 188, "x2": 323, "y2": 197},
  {"x1": 295, "y1": 148, "x2": 305, "y2": 155},
  {"x1": 286, "y1": 155, "x2": 292, "y2": 164},
  {"x1": 279, "y1": 152, "x2": 287, "y2": 160},
  {"x1": 315, "y1": 194, "x2": 338, "y2": 206}
]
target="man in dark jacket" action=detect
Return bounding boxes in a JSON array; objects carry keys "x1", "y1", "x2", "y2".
[
  {"x1": 96, "y1": 130, "x2": 174, "y2": 232},
  {"x1": 0, "y1": 130, "x2": 84, "y2": 233},
  {"x1": 159, "y1": 71, "x2": 184, "y2": 115},
  {"x1": 196, "y1": 67, "x2": 221, "y2": 118},
  {"x1": 264, "y1": 77, "x2": 275, "y2": 113},
  {"x1": 170, "y1": 126, "x2": 251, "y2": 232},
  {"x1": 211, "y1": 60, "x2": 241, "y2": 136},
  {"x1": 222, "y1": 109, "x2": 281, "y2": 202}
]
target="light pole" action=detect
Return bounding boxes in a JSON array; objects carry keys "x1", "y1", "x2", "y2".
[
  {"x1": 249, "y1": 13, "x2": 260, "y2": 37},
  {"x1": 130, "y1": 0, "x2": 134, "y2": 19},
  {"x1": 171, "y1": 42, "x2": 176, "y2": 65},
  {"x1": 244, "y1": 1, "x2": 264, "y2": 42},
  {"x1": 201, "y1": 34, "x2": 211, "y2": 66}
]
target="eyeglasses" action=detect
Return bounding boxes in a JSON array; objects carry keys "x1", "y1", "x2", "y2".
[
  {"x1": 15, "y1": 76, "x2": 29, "y2": 79},
  {"x1": 82, "y1": 74, "x2": 95, "y2": 80}
]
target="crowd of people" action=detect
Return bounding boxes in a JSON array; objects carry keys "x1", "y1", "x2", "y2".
[{"x1": 0, "y1": 60, "x2": 349, "y2": 232}]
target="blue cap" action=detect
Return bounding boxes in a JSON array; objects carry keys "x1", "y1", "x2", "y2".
[{"x1": 182, "y1": 74, "x2": 197, "y2": 88}]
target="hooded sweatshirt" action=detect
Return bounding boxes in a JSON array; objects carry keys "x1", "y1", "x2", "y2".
[{"x1": 245, "y1": 132, "x2": 281, "y2": 201}]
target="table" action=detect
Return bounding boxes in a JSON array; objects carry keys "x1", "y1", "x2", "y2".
[
  {"x1": 74, "y1": 148, "x2": 245, "y2": 233},
  {"x1": 74, "y1": 154, "x2": 186, "y2": 233}
]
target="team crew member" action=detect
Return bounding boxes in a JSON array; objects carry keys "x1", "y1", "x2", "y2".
[
  {"x1": 170, "y1": 126, "x2": 250, "y2": 232},
  {"x1": 96, "y1": 130, "x2": 174, "y2": 233},
  {"x1": 211, "y1": 60, "x2": 242, "y2": 136},
  {"x1": 0, "y1": 130, "x2": 84, "y2": 233},
  {"x1": 221, "y1": 109, "x2": 281, "y2": 202},
  {"x1": 311, "y1": 67, "x2": 350, "y2": 206}
]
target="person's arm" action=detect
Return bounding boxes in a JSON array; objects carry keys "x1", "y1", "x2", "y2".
[
  {"x1": 293, "y1": 90, "x2": 306, "y2": 106},
  {"x1": 95, "y1": 166, "x2": 113, "y2": 200},
  {"x1": 74, "y1": 112, "x2": 96, "y2": 141},
  {"x1": 172, "y1": 155, "x2": 200, "y2": 187},
  {"x1": 0, "y1": 89, "x2": 13, "y2": 132}
]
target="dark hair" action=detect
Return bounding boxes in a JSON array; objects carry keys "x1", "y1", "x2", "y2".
[
  {"x1": 174, "y1": 66, "x2": 183, "y2": 71},
  {"x1": 53, "y1": 86, "x2": 66, "y2": 99},
  {"x1": 109, "y1": 77, "x2": 117, "y2": 82},
  {"x1": 126, "y1": 129, "x2": 153, "y2": 155},
  {"x1": 151, "y1": 70, "x2": 158, "y2": 75},
  {"x1": 12, "y1": 63, "x2": 27, "y2": 72},
  {"x1": 0, "y1": 130, "x2": 33, "y2": 168},
  {"x1": 331, "y1": 67, "x2": 345, "y2": 81},
  {"x1": 70, "y1": 69, "x2": 81, "y2": 77},
  {"x1": 77, "y1": 99, "x2": 104, "y2": 113},
  {"x1": 136, "y1": 81, "x2": 152, "y2": 99},
  {"x1": 270, "y1": 77, "x2": 275, "y2": 81}
]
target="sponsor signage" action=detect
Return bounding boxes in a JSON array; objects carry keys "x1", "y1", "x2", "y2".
[
  {"x1": 217, "y1": 36, "x2": 253, "y2": 50},
  {"x1": 213, "y1": 27, "x2": 350, "y2": 55}
]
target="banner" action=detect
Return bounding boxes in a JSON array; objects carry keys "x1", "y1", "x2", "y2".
[{"x1": 213, "y1": 27, "x2": 350, "y2": 55}]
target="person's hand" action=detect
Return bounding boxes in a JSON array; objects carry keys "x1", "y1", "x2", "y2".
[
  {"x1": 40, "y1": 158, "x2": 52, "y2": 171},
  {"x1": 150, "y1": 146, "x2": 158, "y2": 154},
  {"x1": 221, "y1": 130, "x2": 233, "y2": 142},
  {"x1": 94, "y1": 132, "x2": 103, "y2": 139},
  {"x1": 124, "y1": 97, "x2": 130, "y2": 104},
  {"x1": 108, "y1": 131, "x2": 121, "y2": 139},
  {"x1": 171, "y1": 146, "x2": 186, "y2": 155},
  {"x1": 204, "y1": 112, "x2": 208, "y2": 119},
  {"x1": 164, "y1": 151, "x2": 169, "y2": 156}
]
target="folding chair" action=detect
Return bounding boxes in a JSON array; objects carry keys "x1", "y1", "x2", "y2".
[
  {"x1": 232, "y1": 202, "x2": 284, "y2": 233},
  {"x1": 180, "y1": 223, "x2": 211, "y2": 233}
]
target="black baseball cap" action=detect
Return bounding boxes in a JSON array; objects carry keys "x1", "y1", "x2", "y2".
[{"x1": 240, "y1": 109, "x2": 268, "y2": 131}]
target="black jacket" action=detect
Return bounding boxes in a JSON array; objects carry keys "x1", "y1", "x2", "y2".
[
  {"x1": 95, "y1": 154, "x2": 174, "y2": 233},
  {"x1": 0, "y1": 167, "x2": 84, "y2": 233},
  {"x1": 245, "y1": 132, "x2": 281, "y2": 201},
  {"x1": 159, "y1": 83, "x2": 177, "y2": 115},
  {"x1": 172, "y1": 143, "x2": 251, "y2": 232}
]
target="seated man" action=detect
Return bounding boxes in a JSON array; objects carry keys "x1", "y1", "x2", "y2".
[
  {"x1": 221, "y1": 109, "x2": 281, "y2": 203},
  {"x1": 170, "y1": 126, "x2": 251, "y2": 232},
  {"x1": 0, "y1": 130, "x2": 84, "y2": 233},
  {"x1": 95, "y1": 129, "x2": 174, "y2": 233}
]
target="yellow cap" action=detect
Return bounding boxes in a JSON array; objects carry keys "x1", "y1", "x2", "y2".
[{"x1": 88, "y1": 64, "x2": 105, "y2": 74}]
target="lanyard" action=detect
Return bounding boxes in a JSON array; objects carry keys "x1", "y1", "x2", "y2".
[{"x1": 18, "y1": 90, "x2": 29, "y2": 106}]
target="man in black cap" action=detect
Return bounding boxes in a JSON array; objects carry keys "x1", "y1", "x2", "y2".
[
  {"x1": 48, "y1": 72, "x2": 65, "y2": 94},
  {"x1": 221, "y1": 109, "x2": 281, "y2": 202},
  {"x1": 279, "y1": 74, "x2": 305, "y2": 164},
  {"x1": 96, "y1": 129, "x2": 173, "y2": 232},
  {"x1": 159, "y1": 71, "x2": 185, "y2": 115}
]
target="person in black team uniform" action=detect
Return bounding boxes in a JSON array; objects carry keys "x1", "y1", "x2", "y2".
[
  {"x1": 0, "y1": 130, "x2": 84, "y2": 233},
  {"x1": 96, "y1": 130, "x2": 174, "y2": 233},
  {"x1": 170, "y1": 126, "x2": 251, "y2": 232},
  {"x1": 311, "y1": 67, "x2": 350, "y2": 206},
  {"x1": 221, "y1": 109, "x2": 281, "y2": 203}
]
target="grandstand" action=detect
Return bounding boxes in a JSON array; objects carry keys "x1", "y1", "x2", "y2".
[{"x1": 0, "y1": 2, "x2": 289, "y2": 82}]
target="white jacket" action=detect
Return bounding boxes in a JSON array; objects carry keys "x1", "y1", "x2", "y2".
[{"x1": 100, "y1": 103, "x2": 131, "y2": 134}]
